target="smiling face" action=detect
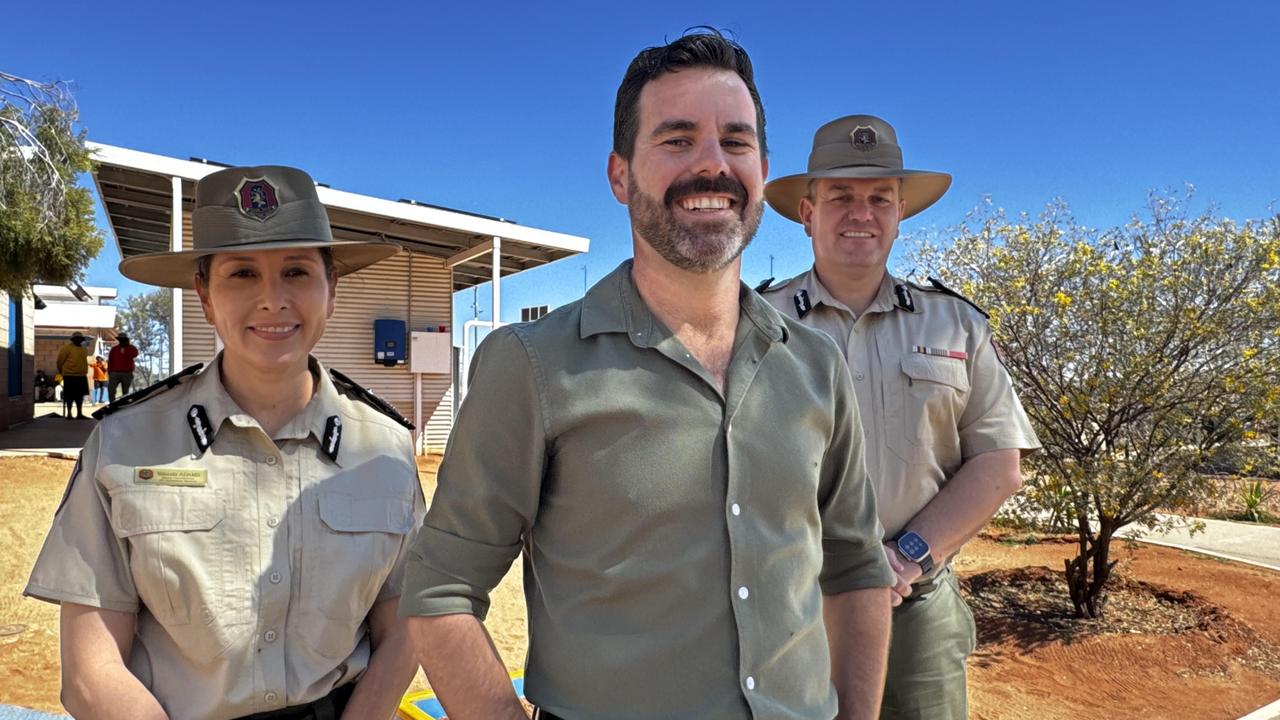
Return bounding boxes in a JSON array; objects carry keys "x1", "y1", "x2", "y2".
[
  {"x1": 800, "y1": 177, "x2": 906, "y2": 277},
  {"x1": 608, "y1": 67, "x2": 768, "y2": 273},
  {"x1": 194, "y1": 248, "x2": 336, "y2": 376}
]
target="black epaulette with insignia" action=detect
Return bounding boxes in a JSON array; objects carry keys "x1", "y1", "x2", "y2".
[
  {"x1": 329, "y1": 368, "x2": 415, "y2": 431},
  {"x1": 754, "y1": 276, "x2": 775, "y2": 293},
  {"x1": 91, "y1": 363, "x2": 204, "y2": 420},
  {"x1": 924, "y1": 277, "x2": 990, "y2": 319}
]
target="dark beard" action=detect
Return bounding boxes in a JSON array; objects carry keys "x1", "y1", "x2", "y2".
[{"x1": 628, "y1": 172, "x2": 764, "y2": 273}]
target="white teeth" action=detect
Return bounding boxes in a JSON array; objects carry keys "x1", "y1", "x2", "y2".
[
  {"x1": 256, "y1": 325, "x2": 294, "y2": 333},
  {"x1": 679, "y1": 196, "x2": 731, "y2": 211},
  {"x1": 841, "y1": 231, "x2": 873, "y2": 238}
]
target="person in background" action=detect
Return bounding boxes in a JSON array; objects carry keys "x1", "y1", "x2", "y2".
[
  {"x1": 92, "y1": 356, "x2": 109, "y2": 403},
  {"x1": 107, "y1": 332, "x2": 140, "y2": 401},
  {"x1": 34, "y1": 369, "x2": 55, "y2": 402},
  {"x1": 26, "y1": 165, "x2": 420, "y2": 720},
  {"x1": 56, "y1": 331, "x2": 90, "y2": 419},
  {"x1": 759, "y1": 114, "x2": 1041, "y2": 719}
]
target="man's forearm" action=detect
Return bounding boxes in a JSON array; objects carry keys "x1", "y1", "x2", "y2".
[
  {"x1": 903, "y1": 448, "x2": 1022, "y2": 561},
  {"x1": 824, "y1": 587, "x2": 892, "y2": 720},
  {"x1": 407, "y1": 614, "x2": 526, "y2": 720}
]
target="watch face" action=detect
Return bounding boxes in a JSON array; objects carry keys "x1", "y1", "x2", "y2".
[{"x1": 897, "y1": 531, "x2": 930, "y2": 563}]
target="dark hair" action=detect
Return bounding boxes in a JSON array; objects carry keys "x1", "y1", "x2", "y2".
[
  {"x1": 613, "y1": 27, "x2": 767, "y2": 160},
  {"x1": 195, "y1": 247, "x2": 335, "y2": 285}
]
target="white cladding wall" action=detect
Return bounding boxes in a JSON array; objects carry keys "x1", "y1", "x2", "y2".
[{"x1": 179, "y1": 213, "x2": 454, "y2": 450}]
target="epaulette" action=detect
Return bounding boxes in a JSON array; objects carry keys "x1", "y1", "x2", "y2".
[
  {"x1": 329, "y1": 368, "x2": 415, "y2": 431},
  {"x1": 92, "y1": 363, "x2": 204, "y2": 420},
  {"x1": 754, "y1": 276, "x2": 776, "y2": 293},
  {"x1": 921, "y1": 277, "x2": 990, "y2": 319}
]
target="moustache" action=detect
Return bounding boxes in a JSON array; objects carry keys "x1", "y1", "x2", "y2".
[{"x1": 663, "y1": 175, "x2": 747, "y2": 208}]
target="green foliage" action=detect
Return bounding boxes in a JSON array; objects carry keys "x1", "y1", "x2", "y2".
[
  {"x1": 0, "y1": 73, "x2": 103, "y2": 297},
  {"x1": 1237, "y1": 480, "x2": 1277, "y2": 523},
  {"x1": 114, "y1": 289, "x2": 172, "y2": 386},
  {"x1": 906, "y1": 191, "x2": 1280, "y2": 616}
]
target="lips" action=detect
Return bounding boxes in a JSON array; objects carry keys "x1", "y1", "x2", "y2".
[
  {"x1": 664, "y1": 175, "x2": 747, "y2": 211},
  {"x1": 249, "y1": 323, "x2": 301, "y2": 340}
]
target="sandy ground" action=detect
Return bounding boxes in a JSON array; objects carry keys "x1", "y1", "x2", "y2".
[{"x1": 2, "y1": 455, "x2": 1278, "y2": 718}]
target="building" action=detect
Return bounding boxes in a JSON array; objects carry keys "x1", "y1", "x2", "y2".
[
  {"x1": 1, "y1": 291, "x2": 36, "y2": 431},
  {"x1": 89, "y1": 143, "x2": 589, "y2": 452},
  {"x1": 32, "y1": 283, "x2": 120, "y2": 379}
]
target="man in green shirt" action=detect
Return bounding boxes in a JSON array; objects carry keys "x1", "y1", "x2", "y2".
[{"x1": 401, "y1": 31, "x2": 895, "y2": 720}]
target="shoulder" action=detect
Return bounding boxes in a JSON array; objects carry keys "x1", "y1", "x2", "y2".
[
  {"x1": 907, "y1": 276, "x2": 991, "y2": 324},
  {"x1": 92, "y1": 363, "x2": 203, "y2": 422},
  {"x1": 328, "y1": 368, "x2": 415, "y2": 432}
]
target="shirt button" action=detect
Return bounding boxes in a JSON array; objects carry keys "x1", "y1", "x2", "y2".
[
  {"x1": 731, "y1": 503, "x2": 741, "y2": 516},
  {"x1": 745, "y1": 676, "x2": 756, "y2": 691},
  {"x1": 266, "y1": 455, "x2": 278, "y2": 466},
  {"x1": 264, "y1": 692, "x2": 278, "y2": 703},
  {"x1": 269, "y1": 571, "x2": 282, "y2": 584},
  {"x1": 264, "y1": 630, "x2": 277, "y2": 642},
  {"x1": 854, "y1": 372, "x2": 865, "y2": 381},
  {"x1": 267, "y1": 517, "x2": 279, "y2": 528},
  {"x1": 738, "y1": 586, "x2": 749, "y2": 600}
]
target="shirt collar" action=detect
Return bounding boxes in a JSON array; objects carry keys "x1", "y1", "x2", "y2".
[
  {"x1": 805, "y1": 267, "x2": 910, "y2": 316},
  {"x1": 580, "y1": 259, "x2": 786, "y2": 345},
  {"x1": 188, "y1": 353, "x2": 344, "y2": 458}
]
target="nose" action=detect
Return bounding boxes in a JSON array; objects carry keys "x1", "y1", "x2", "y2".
[
  {"x1": 690, "y1": 136, "x2": 731, "y2": 178},
  {"x1": 256, "y1": 273, "x2": 288, "y2": 311},
  {"x1": 845, "y1": 196, "x2": 875, "y2": 222}
]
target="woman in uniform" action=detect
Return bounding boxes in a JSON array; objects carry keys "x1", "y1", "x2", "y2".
[{"x1": 26, "y1": 165, "x2": 424, "y2": 720}]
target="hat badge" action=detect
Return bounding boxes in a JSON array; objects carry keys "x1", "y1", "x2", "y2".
[
  {"x1": 234, "y1": 177, "x2": 280, "y2": 222},
  {"x1": 850, "y1": 125, "x2": 877, "y2": 152}
]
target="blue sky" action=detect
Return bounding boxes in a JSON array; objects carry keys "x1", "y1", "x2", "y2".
[{"x1": 8, "y1": 1, "x2": 1279, "y2": 336}]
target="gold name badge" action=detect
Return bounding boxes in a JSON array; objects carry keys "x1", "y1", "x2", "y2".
[{"x1": 133, "y1": 467, "x2": 208, "y2": 487}]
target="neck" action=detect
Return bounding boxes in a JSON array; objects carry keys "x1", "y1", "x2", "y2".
[
  {"x1": 816, "y1": 263, "x2": 887, "y2": 316},
  {"x1": 631, "y1": 240, "x2": 742, "y2": 338},
  {"x1": 218, "y1": 352, "x2": 315, "y2": 437}
]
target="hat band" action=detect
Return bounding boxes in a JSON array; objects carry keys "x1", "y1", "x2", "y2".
[
  {"x1": 808, "y1": 142, "x2": 904, "y2": 173},
  {"x1": 191, "y1": 199, "x2": 334, "y2": 251}
]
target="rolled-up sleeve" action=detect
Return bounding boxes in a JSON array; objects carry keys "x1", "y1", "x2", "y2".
[
  {"x1": 25, "y1": 427, "x2": 140, "y2": 612},
  {"x1": 817, "y1": 358, "x2": 895, "y2": 595},
  {"x1": 400, "y1": 326, "x2": 548, "y2": 620}
]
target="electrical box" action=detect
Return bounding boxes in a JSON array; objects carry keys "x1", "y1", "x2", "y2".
[
  {"x1": 410, "y1": 330, "x2": 452, "y2": 374},
  {"x1": 373, "y1": 319, "x2": 406, "y2": 367}
]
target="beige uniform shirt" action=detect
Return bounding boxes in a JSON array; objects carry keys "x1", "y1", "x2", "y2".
[
  {"x1": 26, "y1": 356, "x2": 425, "y2": 720},
  {"x1": 402, "y1": 260, "x2": 894, "y2": 719},
  {"x1": 763, "y1": 269, "x2": 1040, "y2": 543}
]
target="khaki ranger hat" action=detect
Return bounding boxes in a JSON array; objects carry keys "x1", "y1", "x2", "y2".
[
  {"x1": 119, "y1": 165, "x2": 400, "y2": 289},
  {"x1": 765, "y1": 114, "x2": 952, "y2": 223}
]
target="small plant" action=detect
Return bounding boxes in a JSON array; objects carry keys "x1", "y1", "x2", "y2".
[{"x1": 1238, "y1": 480, "x2": 1277, "y2": 522}]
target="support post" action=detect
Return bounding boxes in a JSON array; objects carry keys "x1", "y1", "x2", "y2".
[
  {"x1": 170, "y1": 176, "x2": 183, "y2": 373},
  {"x1": 491, "y1": 236, "x2": 501, "y2": 327}
]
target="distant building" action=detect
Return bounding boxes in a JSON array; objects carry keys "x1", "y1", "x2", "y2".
[
  {"x1": 0, "y1": 291, "x2": 36, "y2": 431},
  {"x1": 32, "y1": 284, "x2": 119, "y2": 378},
  {"x1": 90, "y1": 143, "x2": 589, "y2": 452}
]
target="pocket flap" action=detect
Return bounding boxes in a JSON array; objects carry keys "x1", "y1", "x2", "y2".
[
  {"x1": 317, "y1": 491, "x2": 415, "y2": 534},
  {"x1": 901, "y1": 353, "x2": 970, "y2": 393},
  {"x1": 111, "y1": 487, "x2": 223, "y2": 537}
]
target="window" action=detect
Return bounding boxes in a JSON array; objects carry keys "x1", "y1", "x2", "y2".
[{"x1": 7, "y1": 296, "x2": 22, "y2": 397}]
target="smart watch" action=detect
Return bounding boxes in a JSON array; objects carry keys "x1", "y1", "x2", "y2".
[{"x1": 892, "y1": 530, "x2": 934, "y2": 575}]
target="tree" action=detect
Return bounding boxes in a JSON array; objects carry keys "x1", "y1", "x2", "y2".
[
  {"x1": 1, "y1": 71, "x2": 103, "y2": 297},
  {"x1": 115, "y1": 289, "x2": 172, "y2": 386},
  {"x1": 906, "y1": 192, "x2": 1280, "y2": 618}
]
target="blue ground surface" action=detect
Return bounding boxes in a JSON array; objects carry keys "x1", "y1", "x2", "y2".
[{"x1": 0, "y1": 707, "x2": 67, "y2": 720}]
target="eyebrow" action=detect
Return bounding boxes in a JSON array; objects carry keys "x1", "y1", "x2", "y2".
[{"x1": 649, "y1": 119, "x2": 758, "y2": 138}]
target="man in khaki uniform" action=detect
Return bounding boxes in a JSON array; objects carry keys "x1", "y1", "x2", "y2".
[{"x1": 760, "y1": 115, "x2": 1040, "y2": 720}]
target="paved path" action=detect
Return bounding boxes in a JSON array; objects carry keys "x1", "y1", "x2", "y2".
[
  {"x1": 1119, "y1": 513, "x2": 1280, "y2": 571},
  {"x1": 0, "y1": 403, "x2": 96, "y2": 459}
]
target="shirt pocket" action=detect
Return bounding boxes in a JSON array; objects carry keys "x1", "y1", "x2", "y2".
[
  {"x1": 110, "y1": 486, "x2": 247, "y2": 660},
  {"x1": 886, "y1": 354, "x2": 970, "y2": 462},
  {"x1": 299, "y1": 490, "x2": 415, "y2": 660}
]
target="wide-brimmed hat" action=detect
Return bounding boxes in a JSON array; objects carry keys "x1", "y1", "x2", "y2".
[
  {"x1": 119, "y1": 165, "x2": 399, "y2": 289},
  {"x1": 69, "y1": 331, "x2": 84, "y2": 342},
  {"x1": 765, "y1": 114, "x2": 952, "y2": 223}
]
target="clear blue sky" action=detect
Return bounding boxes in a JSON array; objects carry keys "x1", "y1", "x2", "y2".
[{"x1": 8, "y1": 1, "x2": 1279, "y2": 334}]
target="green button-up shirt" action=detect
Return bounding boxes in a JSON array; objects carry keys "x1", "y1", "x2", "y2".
[{"x1": 401, "y1": 260, "x2": 893, "y2": 719}]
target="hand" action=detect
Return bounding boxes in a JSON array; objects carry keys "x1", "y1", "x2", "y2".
[{"x1": 882, "y1": 543, "x2": 923, "y2": 607}]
